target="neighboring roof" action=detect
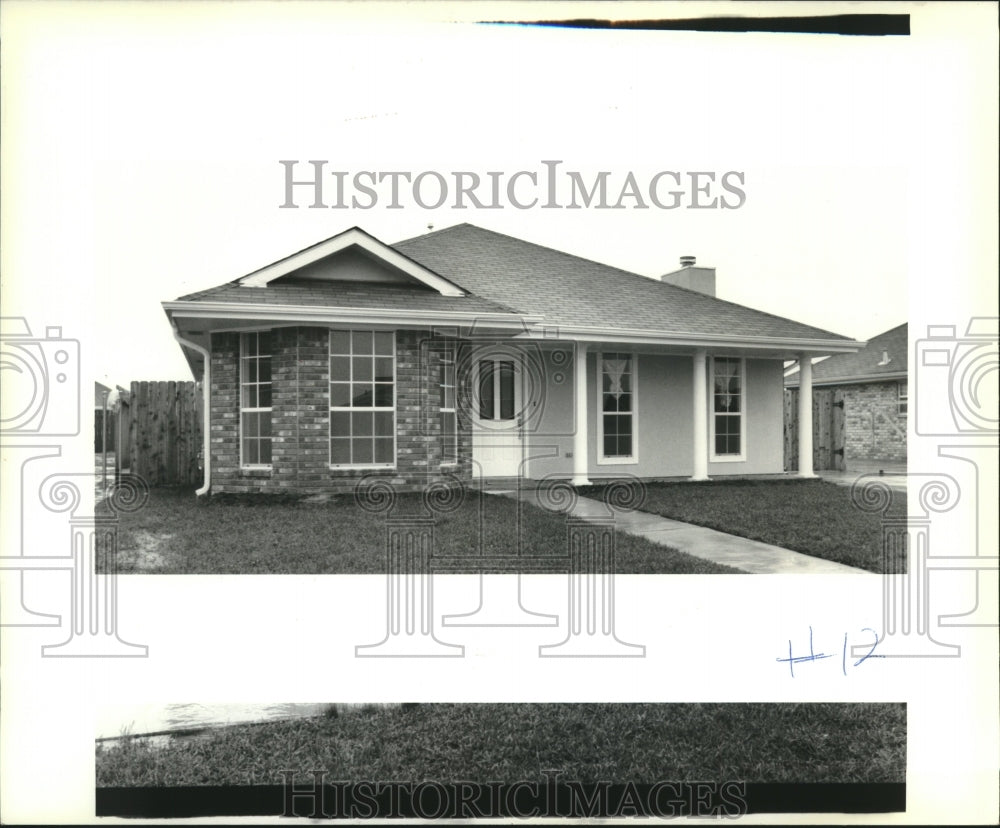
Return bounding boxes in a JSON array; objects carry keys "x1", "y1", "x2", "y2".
[
  {"x1": 394, "y1": 224, "x2": 852, "y2": 342},
  {"x1": 786, "y1": 323, "x2": 907, "y2": 387},
  {"x1": 95, "y1": 381, "x2": 112, "y2": 407}
]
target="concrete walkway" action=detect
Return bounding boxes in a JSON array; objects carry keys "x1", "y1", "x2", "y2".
[{"x1": 500, "y1": 489, "x2": 869, "y2": 575}]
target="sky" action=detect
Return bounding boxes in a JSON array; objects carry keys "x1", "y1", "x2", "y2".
[{"x1": 7, "y1": 1, "x2": 988, "y2": 391}]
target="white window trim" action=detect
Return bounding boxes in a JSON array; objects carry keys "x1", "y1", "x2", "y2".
[
  {"x1": 709, "y1": 356, "x2": 747, "y2": 463},
  {"x1": 440, "y1": 343, "x2": 458, "y2": 467},
  {"x1": 475, "y1": 356, "x2": 519, "y2": 424},
  {"x1": 329, "y1": 329, "x2": 397, "y2": 470},
  {"x1": 898, "y1": 380, "x2": 908, "y2": 416},
  {"x1": 239, "y1": 331, "x2": 273, "y2": 470},
  {"x1": 597, "y1": 351, "x2": 639, "y2": 465}
]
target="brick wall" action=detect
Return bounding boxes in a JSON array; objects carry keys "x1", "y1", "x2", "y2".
[
  {"x1": 842, "y1": 380, "x2": 907, "y2": 463},
  {"x1": 209, "y1": 327, "x2": 472, "y2": 495}
]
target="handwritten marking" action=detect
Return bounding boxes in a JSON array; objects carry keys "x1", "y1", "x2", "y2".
[{"x1": 776, "y1": 627, "x2": 884, "y2": 678}]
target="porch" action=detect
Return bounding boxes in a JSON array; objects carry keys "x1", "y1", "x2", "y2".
[{"x1": 467, "y1": 341, "x2": 823, "y2": 483}]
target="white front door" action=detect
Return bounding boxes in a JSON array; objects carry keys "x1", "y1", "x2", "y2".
[{"x1": 471, "y1": 354, "x2": 524, "y2": 477}]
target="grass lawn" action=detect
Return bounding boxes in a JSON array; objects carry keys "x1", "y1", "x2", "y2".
[
  {"x1": 103, "y1": 487, "x2": 738, "y2": 575},
  {"x1": 580, "y1": 479, "x2": 903, "y2": 573},
  {"x1": 96, "y1": 702, "x2": 905, "y2": 787}
]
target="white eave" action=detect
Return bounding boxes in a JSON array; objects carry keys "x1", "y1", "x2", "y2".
[
  {"x1": 521, "y1": 323, "x2": 866, "y2": 355},
  {"x1": 164, "y1": 301, "x2": 863, "y2": 357},
  {"x1": 163, "y1": 300, "x2": 539, "y2": 328},
  {"x1": 237, "y1": 227, "x2": 467, "y2": 296}
]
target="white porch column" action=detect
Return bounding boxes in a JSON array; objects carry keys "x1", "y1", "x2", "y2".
[
  {"x1": 691, "y1": 349, "x2": 709, "y2": 480},
  {"x1": 571, "y1": 341, "x2": 591, "y2": 486},
  {"x1": 797, "y1": 354, "x2": 817, "y2": 478}
]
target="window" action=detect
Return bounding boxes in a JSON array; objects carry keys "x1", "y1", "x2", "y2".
[
  {"x1": 440, "y1": 344, "x2": 457, "y2": 463},
  {"x1": 477, "y1": 359, "x2": 516, "y2": 421},
  {"x1": 711, "y1": 356, "x2": 744, "y2": 459},
  {"x1": 898, "y1": 380, "x2": 908, "y2": 416},
  {"x1": 330, "y1": 330, "x2": 395, "y2": 467},
  {"x1": 599, "y1": 352, "x2": 636, "y2": 462},
  {"x1": 240, "y1": 332, "x2": 273, "y2": 467}
]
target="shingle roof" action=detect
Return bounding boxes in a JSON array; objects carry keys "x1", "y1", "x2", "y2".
[
  {"x1": 787, "y1": 323, "x2": 907, "y2": 386},
  {"x1": 173, "y1": 223, "x2": 855, "y2": 344},
  {"x1": 394, "y1": 224, "x2": 851, "y2": 341},
  {"x1": 175, "y1": 280, "x2": 516, "y2": 315}
]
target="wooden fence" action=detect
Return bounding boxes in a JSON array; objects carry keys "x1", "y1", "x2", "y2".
[
  {"x1": 121, "y1": 381, "x2": 203, "y2": 486},
  {"x1": 783, "y1": 387, "x2": 846, "y2": 472}
]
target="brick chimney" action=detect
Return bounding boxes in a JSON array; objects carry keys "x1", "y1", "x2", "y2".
[{"x1": 661, "y1": 256, "x2": 716, "y2": 296}]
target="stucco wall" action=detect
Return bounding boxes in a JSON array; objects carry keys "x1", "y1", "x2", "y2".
[
  {"x1": 526, "y1": 352, "x2": 786, "y2": 480},
  {"x1": 522, "y1": 346, "x2": 577, "y2": 480},
  {"x1": 707, "y1": 358, "x2": 784, "y2": 476},
  {"x1": 585, "y1": 352, "x2": 695, "y2": 478}
]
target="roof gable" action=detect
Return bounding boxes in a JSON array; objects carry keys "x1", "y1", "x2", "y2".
[{"x1": 238, "y1": 226, "x2": 466, "y2": 296}]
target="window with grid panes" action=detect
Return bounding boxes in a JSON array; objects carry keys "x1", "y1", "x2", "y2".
[
  {"x1": 712, "y1": 357, "x2": 743, "y2": 457},
  {"x1": 240, "y1": 332, "x2": 273, "y2": 467},
  {"x1": 600, "y1": 352, "x2": 635, "y2": 460},
  {"x1": 440, "y1": 343, "x2": 457, "y2": 463},
  {"x1": 329, "y1": 330, "x2": 395, "y2": 467}
]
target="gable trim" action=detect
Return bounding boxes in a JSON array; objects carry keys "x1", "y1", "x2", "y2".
[{"x1": 238, "y1": 227, "x2": 467, "y2": 296}]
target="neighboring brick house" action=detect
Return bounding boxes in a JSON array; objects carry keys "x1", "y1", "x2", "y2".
[
  {"x1": 786, "y1": 323, "x2": 907, "y2": 470},
  {"x1": 163, "y1": 224, "x2": 862, "y2": 495}
]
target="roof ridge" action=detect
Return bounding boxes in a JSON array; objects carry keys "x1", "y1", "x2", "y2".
[{"x1": 392, "y1": 222, "x2": 475, "y2": 247}]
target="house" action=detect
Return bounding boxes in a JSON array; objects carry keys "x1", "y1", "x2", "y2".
[
  {"x1": 162, "y1": 224, "x2": 863, "y2": 495},
  {"x1": 785, "y1": 323, "x2": 907, "y2": 471}
]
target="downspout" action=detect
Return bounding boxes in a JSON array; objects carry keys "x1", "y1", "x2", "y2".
[{"x1": 171, "y1": 322, "x2": 212, "y2": 496}]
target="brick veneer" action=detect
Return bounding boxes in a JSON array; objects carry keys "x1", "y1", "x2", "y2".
[
  {"x1": 842, "y1": 380, "x2": 907, "y2": 463},
  {"x1": 209, "y1": 327, "x2": 472, "y2": 494}
]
